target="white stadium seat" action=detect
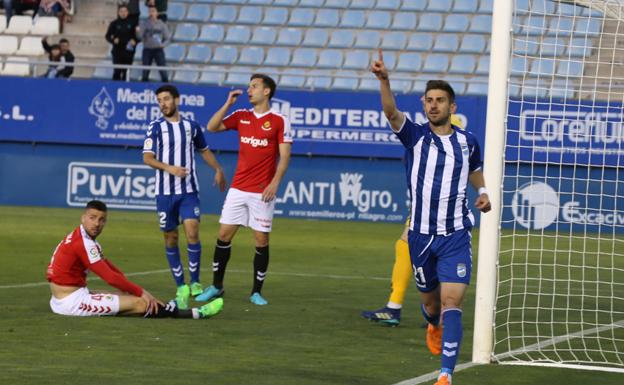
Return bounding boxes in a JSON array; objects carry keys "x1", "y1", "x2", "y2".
[
  {"x1": 0, "y1": 15, "x2": 6, "y2": 33},
  {"x1": 31, "y1": 17, "x2": 60, "y2": 35},
  {"x1": 16, "y1": 36, "x2": 45, "y2": 56},
  {"x1": 5, "y1": 15, "x2": 33, "y2": 35},
  {"x1": 0, "y1": 35, "x2": 19, "y2": 55},
  {"x1": 0, "y1": 56, "x2": 30, "y2": 76}
]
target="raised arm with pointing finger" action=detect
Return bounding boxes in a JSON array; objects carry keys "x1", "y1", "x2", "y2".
[{"x1": 371, "y1": 48, "x2": 405, "y2": 132}]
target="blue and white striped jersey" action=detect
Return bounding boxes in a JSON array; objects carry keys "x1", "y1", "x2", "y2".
[
  {"x1": 395, "y1": 116, "x2": 482, "y2": 235},
  {"x1": 143, "y1": 117, "x2": 208, "y2": 196}
]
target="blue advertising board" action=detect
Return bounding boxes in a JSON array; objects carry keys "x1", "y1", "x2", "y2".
[{"x1": 0, "y1": 76, "x2": 486, "y2": 159}]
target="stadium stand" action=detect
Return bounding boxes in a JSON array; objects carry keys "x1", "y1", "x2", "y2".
[{"x1": 0, "y1": 0, "x2": 607, "y2": 97}]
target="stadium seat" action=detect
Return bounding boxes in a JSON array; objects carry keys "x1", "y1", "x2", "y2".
[
  {"x1": 164, "y1": 44, "x2": 186, "y2": 62},
  {"x1": 186, "y1": 4, "x2": 211, "y2": 22},
  {"x1": 511, "y1": 77, "x2": 549, "y2": 98},
  {"x1": 332, "y1": 71, "x2": 359, "y2": 91},
  {"x1": 406, "y1": 33, "x2": 433, "y2": 51},
  {"x1": 542, "y1": 37, "x2": 566, "y2": 56},
  {"x1": 212, "y1": 5, "x2": 237, "y2": 23},
  {"x1": 412, "y1": 80, "x2": 427, "y2": 94},
  {"x1": 250, "y1": 27, "x2": 277, "y2": 45},
  {"x1": 305, "y1": 70, "x2": 332, "y2": 89},
  {"x1": 460, "y1": 35, "x2": 486, "y2": 54},
  {"x1": 353, "y1": 30, "x2": 380, "y2": 49},
  {"x1": 530, "y1": 57, "x2": 556, "y2": 75},
  {"x1": 212, "y1": 45, "x2": 238, "y2": 64},
  {"x1": 557, "y1": 60, "x2": 584, "y2": 77},
  {"x1": 272, "y1": 0, "x2": 298, "y2": 5},
  {"x1": 453, "y1": 0, "x2": 478, "y2": 13},
  {"x1": 533, "y1": 0, "x2": 557, "y2": 14},
  {"x1": 417, "y1": 13, "x2": 443, "y2": 32},
  {"x1": 396, "y1": 52, "x2": 422, "y2": 72},
  {"x1": 549, "y1": 79, "x2": 575, "y2": 99},
  {"x1": 174, "y1": 23, "x2": 199, "y2": 42},
  {"x1": 433, "y1": 35, "x2": 459, "y2": 52},
  {"x1": 280, "y1": 68, "x2": 307, "y2": 88},
  {"x1": 400, "y1": 0, "x2": 426, "y2": 11},
  {"x1": 134, "y1": 43, "x2": 143, "y2": 60},
  {"x1": 168, "y1": 2, "x2": 187, "y2": 21},
  {"x1": 366, "y1": 11, "x2": 391, "y2": 29},
  {"x1": 390, "y1": 78, "x2": 412, "y2": 94},
  {"x1": 512, "y1": 36, "x2": 539, "y2": 55},
  {"x1": 300, "y1": 0, "x2": 324, "y2": 6},
  {"x1": 469, "y1": 15, "x2": 492, "y2": 33},
  {"x1": 173, "y1": 65, "x2": 199, "y2": 83},
  {"x1": 5, "y1": 15, "x2": 31, "y2": 34},
  {"x1": 575, "y1": 18, "x2": 602, "y2": 37},
  {"x1": 238, "y1": 46, "x2": 265, "y2": 65},
  {"x1": 478, "y1": 0, "x2": 493, "y2": 13},
  {"x1": 443, "y1": 14, "x2": 470, "y2": 33},
  {"x1": 224, "y1": 25, "x2": 251, "y2": 44},
  {"x1": 422, "y1": 54, "x2": 449, "y2": 73},
  {"x1": 92, "y1": 61, "x2": 114, "y2": 79},
  {"x1": 302, "y1": 28, "x2": 329, "y2": 47},
  {"x1": 238, "y1": 6, "x2": 263, "y2": 24},
  {"x1": 198, "y1": 66, "x2": 225, "y2": 85},
  {"x1": 466, "y1": 80, "x2": 488, "y2": 95},
  {"x1": 291, "y1": 48, "x2": 318, "y2": 67},
  {"x1": 198, "y1": 25, "x2": 225, "y2": 43},
  {"x1": 381, "y1": 51, "x2": 397, "y2": 70},
  {"x1": 549, "y1": 17, "x2": 574, "y2": 37},
  {"x1": 511, "y1": 57, "x2": 529, "y2": 74},
  {"x1": 523, "y1": 15, "x2": 547, "y2": 36},
  {"x1": 289, "y1": 8, "x2": 315, "y2": 26},
  {"x1": 340, "y1": 10, "x2": 366, "y2": 28},
  {"x1": 328, "y1": 30, "x2": 354, "y2": 48},
  {"x1": 444, "y1": 76, "x2": 467, "y2": 95},
  {"x1": 223, "y1": 0, "x2": 247, "y2": 4},
  {"x1": 350, "y1": 0, "x2": 375, "y2": 9},
  {"x1": 567, "y1": 38, "x2": 592, "y2": 57},
  {"x1": 263, "y1": 8, "x2": 289, "y2": 25},
  {"x1": 317, "y1": 49, "x2": 343, "y2": 68},
  {"x1": 0, "y1": 36, "x2": 19, "y2": 55},
  {"x1": 0, "y1": 15, "x2": 6, "y2": 33},
  {"x1": 276, "y1": 28, "x2": 303, "y2": 46},
  {"x1": 264, "y1": 47, "x2": 291, "y2": 66},
  {"x1": 186, "y1": 44, "x2": 212, "y2": 63},
  {"x1": 225, "y1": 67, "x2": 252, "y2": 86},
  {"x1": 314, "y1": 9, "x2": 339, "y2": 27},
  {"x1": 375, "y1": 0, "x2": 400, "y2": 9},
  {"x1": 358, "y1": 78, "x2": 379, "y2": 92},
  {"x1": 448, "y1": 55, "x2": 476, "y2": 74},
  {"x1": 0, "y1": 56, "x2": 29, "y2": 76},
  {"x1": 343, "y1": 50, "x2": 370, "y2": 70},
  {"x1": 382, "y1": 32, "x2": 407, "y2": 50},
  {"x1": 427, "y1": 0, "x2": 452, "y2": 12},
  {"x1": 16, "y1": 36, "x2": 45, "y2": 56},
  {"x1": 391, "y1": 13, "x2": 417, "y2": 30},
  {"x1": 31, "y1": 16, "x2": 59, "y2": 35},
  {"x1": 475, "y1": 55, "x2": 490, "y2": 75},
  {"x1": 515, "y1": 0, "x2": 530, "y2": 15},
  {"x1": 325, "y1": 0, "x2": 350, "y2": 7}
]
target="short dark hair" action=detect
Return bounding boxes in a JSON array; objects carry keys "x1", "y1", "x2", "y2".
[
  {"x1": 86, "y1": 200, "x2": 107, "y2": 212},
  {"x1": 59, "y1": 38, "x2": 69, "y2": 45},
  {"x1": 425, "y1": 80, "x2": 456, "y2": 104},
  {"x1": 250, "y1": 73, "x2": 277, "y2": 100},
  {"x1": 155, "y1": 84, "x2": 180, "y2": 99}
]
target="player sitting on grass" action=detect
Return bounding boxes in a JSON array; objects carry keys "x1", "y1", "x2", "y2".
[{"x1": 46, "y1": 200, "x2": 223, "y2": 319}]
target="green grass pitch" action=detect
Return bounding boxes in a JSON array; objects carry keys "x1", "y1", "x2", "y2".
[{"x1": 0, "y1": 206, "x2": 621, "y2": 385}]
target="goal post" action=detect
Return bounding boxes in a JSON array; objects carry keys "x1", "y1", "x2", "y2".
[{"x1": 473, "y1": 0, "x2": 624, "y2": 372}]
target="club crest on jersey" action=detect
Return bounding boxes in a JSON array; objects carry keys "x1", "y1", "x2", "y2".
[
  {"x1": 262, "y1": 121, "x2": 272, "y2": 131},
  {"x1": 143, "y1": 138, "x2": 153, "y2": 150},
  {"x1": 89, "y1": 247, "x2": 99, "y2": 258},
  {"x1": 194, "y1": 206, "x2": 200, "y2": 216},
  {"x1": 457, "y1": 263, "x2": 467, "y2": 278},
  {"x1": 460, "y1": 144, "x2": 469, "y2": 156}
]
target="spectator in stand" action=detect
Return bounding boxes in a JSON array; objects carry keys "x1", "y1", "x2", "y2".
[
  {"x1": 2, "y1": 0, "x2": 14, "y2": 26},
  {"x1": 136, "y1": 5, "x2": 169, "y2": 82},
  {"x1": 42, "y1": 36, "x2": 74, "y2": 78},
  {"x1": 120, "y1": 0, "x2": 140, "y2": 28},
  {"x1": 145, "y1": 0, "x2": 166, "y2": 22},
  {"x1": 37, "y1": 0, "x2": 71, "y2": 31},
  {"x1": 106, "y1": 4, "x2": 137, "y2": 81},
  {"x1": 42, "y1": 43, "x2": 61, "y2": 78}
]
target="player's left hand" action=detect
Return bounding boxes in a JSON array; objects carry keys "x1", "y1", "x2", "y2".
[
  {"x1": 475, "y1": 193, "x2": 491, "y2": 213},
  {"x1": 261, "y1": 182, "x2": 278, "y2": 202},
  {"x1": 214, "y1": 169, "x2": 227, "y2": 192},
  {"x1": 141, "y1": 289, "x2": 164, "y2": 315}
]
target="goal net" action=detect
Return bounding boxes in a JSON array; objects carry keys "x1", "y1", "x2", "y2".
[{"x1": 474, "y1": 0, "x2": 624, "y2": 372}]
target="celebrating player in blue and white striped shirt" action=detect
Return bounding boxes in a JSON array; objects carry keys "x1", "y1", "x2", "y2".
[
  {"x1": 143, "y1": 84, "x2": 227, "y2": 310},
  {"x1": 372, "y1": 49, "x2": 491, "y2": 385}
]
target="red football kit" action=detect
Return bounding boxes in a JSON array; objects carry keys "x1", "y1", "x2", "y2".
[
  {"x1": 46, "y1": 225, "x2": 143, "y2": 297},
  {"x1": 223, "y1": 109, "x2": 293, "y2": 193}
]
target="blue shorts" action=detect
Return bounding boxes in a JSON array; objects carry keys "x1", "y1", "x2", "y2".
[
  {"x1": 408, "y1": 229, "x2": 472, "y2": 292},
  {"x1": 155, "y1": 193, "x2": 201, "y2": 232}
]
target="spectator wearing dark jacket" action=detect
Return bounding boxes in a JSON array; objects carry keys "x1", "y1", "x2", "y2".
[
  {"x1": 106, "y1": 5, "x2": 137, "y2": 81},
  {"x1": 42, "y1": 36, "x2": 74, "y2": 78}
]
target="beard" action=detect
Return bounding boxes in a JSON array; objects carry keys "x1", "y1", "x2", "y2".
[
  {"x1": 427, "y1": 112, "x2": 450, "y2": 127},
  {"x1": 162, "y1": 106, "x2": 177, "y2": 117}
]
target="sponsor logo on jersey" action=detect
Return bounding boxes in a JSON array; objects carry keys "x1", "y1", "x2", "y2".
[
  {"x1": 262, "y1": 121, "x2": 272, "y2": 131},
  {"x1": 240, "y1": 120, "x2": 251, "y2": 124},
  {"x1": 89, "y1": 247, "x2": 99, "y2": 258},
  {"x1": 240, "y1": 136, "x2": 269, "y2": 147}
]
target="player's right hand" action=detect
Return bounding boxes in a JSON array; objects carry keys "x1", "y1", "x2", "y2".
[
  {"x1": 141, "y1": 289, "x2": 163, "y2": 315},
  {"x1": 371, "y1": 48, "x2": 389, "y2": 80},
  {"x1": 226, "y1": 89, "x2": 243, "y2": 106},
  {"x1": 167, "y1": 165, "x2": 189, "y2": 178}
]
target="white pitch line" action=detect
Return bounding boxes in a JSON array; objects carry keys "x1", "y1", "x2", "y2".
[{"x1": 0, "y1": 268, "x2": 389, "y2": 290}]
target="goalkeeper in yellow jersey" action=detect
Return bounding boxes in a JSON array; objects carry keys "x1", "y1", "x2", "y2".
[{"x1": 361, "y1": 114, "x2": 464, "y2": 326}]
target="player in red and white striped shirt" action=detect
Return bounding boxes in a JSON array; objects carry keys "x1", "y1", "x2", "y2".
[
  {"x1": 197, "y1": 74, "x2": 292, "y2": 306},
  {"x1": 46, "y1": 200, "x2": 223, "y2": 319}
]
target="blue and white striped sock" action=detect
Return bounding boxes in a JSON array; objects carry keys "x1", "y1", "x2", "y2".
[
  {"x1": 166, "y1": 246, "x2": 185, "y2": 286},
  {"x1": 187, "y1": 242, "x2": 201, "y2": 283}
]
